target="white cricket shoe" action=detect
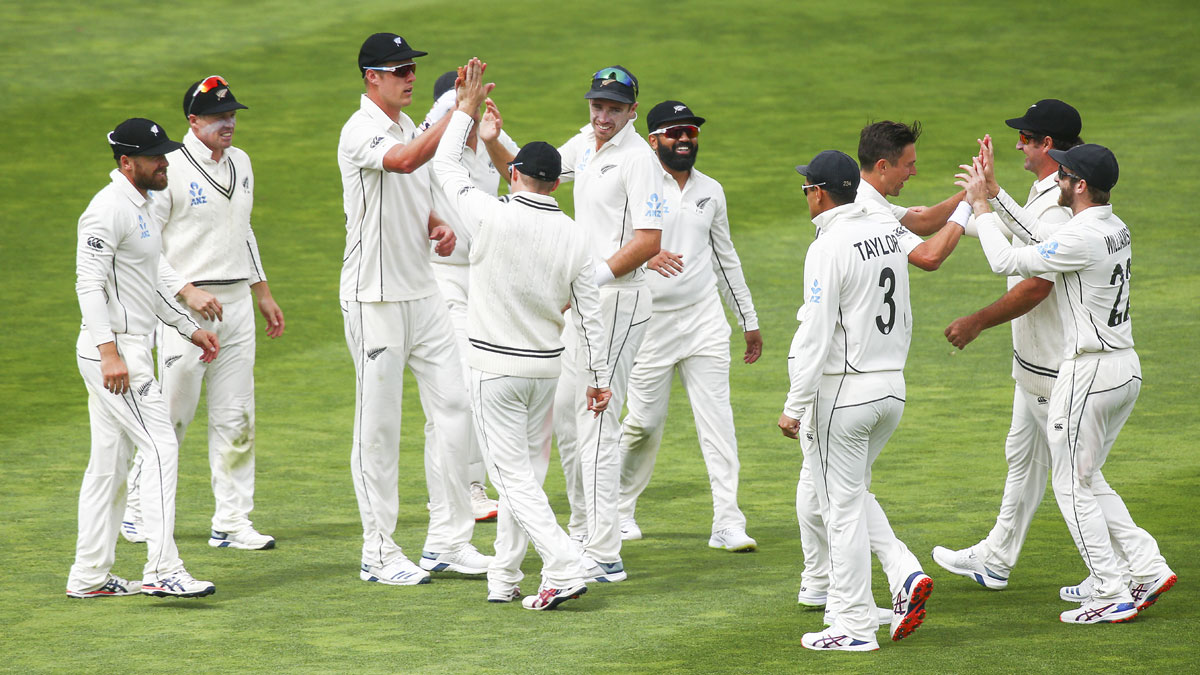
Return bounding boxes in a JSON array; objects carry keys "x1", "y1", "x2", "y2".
[
  {"x1": 120, "y1": 518, "x2": 146, "y2": 544},
  {"x1": 801, "y1": 628, "x2": 879, "y2": 652},
  {"x1": 1060, "y1": 600, "x2": 1138, "y2": 624},
  {"x1": 487, "y1": 585, "x2": 521, "y2": 603},
  {"x1": 1060, "y1": 576, "x2": 1095, "y2": 603},
  {"x1": 796, "y1": 585, "x2": 828, "y2": 606},
  {"x1": 619, "y1": 518, "x2": 642, "y2": 541},
  {"x1": 470, "y1": 482, "x2": 498, "y2": 522},
  {"x1": 890, "y1": 571, "x2": 933, "y2": 642},
  {"x1": 522, "y1": 582, "x2": 587, "y2": 611},
  {"x1": 360, "y1": 558, "x2": 431, "y2": 586},
  {"x1": 419, "y1": 544, "x2": 491, "y2": 574},
  {"x1": 1131, "y1": 570, "x2": 1176, "y2": 612},
  {"x1": 67, "y1": 574, "x2": 142, "y2": 599},
  {"x1": 580, "y1": 555, "x2": 627, "y2": 583},
  {"x1": 931, "y1": 545, "x2": 1008, "y2": 590},
  {"x1": 824, "y1": 606, "x2": 895, "y2": 628},
  {"x1": 142, "y1": 569, "x2": 215, "y2": 598},
  {"x1": 708, "y1": 528, "x2": 757, "y2": 552},
  {"x1": 209, "y1": 527, "x2": 275, "y2": 550}
]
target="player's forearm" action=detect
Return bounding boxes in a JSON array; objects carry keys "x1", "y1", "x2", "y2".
[
  {"x1": 908, "y1": 219, "x2": 963, "y2": 271},
  {"x1": 966, "y1": 277, "x2": 1054, "y2": 331},
  {"x1": 902, "y1": 191, "x2": 964, "y2": 235},
  {"x1": 383, "y1": 112, "x2": 451, "y2": 174},
  {"x1": 606, "y1": 229, "x2": 661, "y2": 278}
]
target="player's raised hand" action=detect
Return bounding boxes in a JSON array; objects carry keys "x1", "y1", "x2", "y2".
[
  {"x1": 191, "y1": 329, "x2": 220, "y2": 363},
  {"x1": 586, "y1": 387, "x2": 612, "y2": 417},
  {"x1": 455, "y1": 58, "x2": 488, "y2": 115},
  {"x1": 956, "y1": 157, "x2": 989, "y2": 211},
  {"x1": 647, "y1": 250, "x2": 684, "y2": 277},
  {"x1": 977, "y1": 134, "x2": 1000, "y2": 198}
]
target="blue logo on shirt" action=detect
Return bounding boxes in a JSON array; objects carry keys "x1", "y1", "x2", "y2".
[
  {"x1": 577, "y1": 148, "x2": 592, "y2": 172},
  {"x1": 189, "y1": 181, "x2": 208, "y2": 206},
  {"x1": 137, "y1": 215, "x2": 150, "y2": 239},
  {"x1": 1037, "y1": 241, "x2": 1059, "y2": 259},
  {"x1": 808, "y1": 279, "x2": 822, "y2": 304},
  {"x1": 645, "y1": 193, "x2": 667, "y2": 218}
]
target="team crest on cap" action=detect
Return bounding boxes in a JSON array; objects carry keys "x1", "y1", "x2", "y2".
[
  {"x1": 673, "y1": 105, "x2": 686, "y2": 113},
  {"x1": 150, "y1": 124, "x2": 160, "y2": 136},
  {"x1": 216, "y1": 88, "x2": 228, "y2": 100},
  {"x1": 394, "y1": 37, "x2": 404, "y2": 46}
]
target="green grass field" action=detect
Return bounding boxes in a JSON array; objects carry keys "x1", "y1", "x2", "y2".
[{"x1": 3, "y1": 1, "x2": 1199, "y2": 672}]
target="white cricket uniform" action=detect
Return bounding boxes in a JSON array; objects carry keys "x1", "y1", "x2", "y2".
[
  {"x1": 124, "y1": 129, "x2": 268, "y2": 535},
  {"x1": 338, "y1": 94, "x2": 474, "y2": 567},
  {"x1": 618, "y1": 166, "x2": 758, "y2": 533},
  {"x1": 434, "y1": 111, "x2": 610, "y2": 591},
  {"x1": 552, "y1": 120, "x2": 664, "y2": 564},
  {"x1": 784, "y1": 202, "x2": 924, "y2": 641},
  {"x1": 70, "y1": 169, "x2": 202, "y2": 589},
  {"x1": 965, "y1": 174, "x2": 1071, "y2": 576},
  {"x1": 794, "y1": 183, "x2": 923, "y2": 598},
  {"x1": 977, "y1": 203, "x2": 1169, "y2": 602},
  {"x1": 424, "y1": 129, "x2": 519, "y2": 490}
]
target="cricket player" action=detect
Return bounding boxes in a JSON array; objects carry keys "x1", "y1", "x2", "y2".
[
  {"x1": 433, "y1": 59, "x2": 613, "y2": 610},
  {"x1": 931, "y1": 99, "x2": 1082, "y2": 588},
  {"x1": 419, "y1": 70, "x2": 520, "y2": 522},
  {"x1": 781, "y1": 150, "x2": 959, "y2": 651},
  {"x1": 68, "y1": 117, "x2": 219, "y2": 599},
  {"x1": 794, "y1": 121, "x2": 966, "y2": 619},
  {"x1": 122, "y1": 75, "x2": 283, "y2": 551},
  {"x1": 959, "y1": 144, "x2": 1175, "y2": 624},
  {"x1": 480, "y1": 65, "x2": 663, "y2": 581},
  {"x1": 615, "y1": 100, "x2": 760, "y2": 552},
  {"x1": 339, "y1": 33, "x2": 490, "y2": 586}
]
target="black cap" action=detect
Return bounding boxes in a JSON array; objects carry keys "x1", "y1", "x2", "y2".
[
  {"x1": 511, "y1": 142, "x2": 561, "y2": 182},
  {"x1": 795, "y1": 150, "x2": 860, "y2": 192},
  {"x1": 1048, "y1": 143, "x2": 1119, "y2": 192},
  {"x1": 433, "y1": 71, "x2": 457, "y2": 100},
  {"x1": 108, "y1": 118, "x2": 184, "y2": 160},
  {"x1": 183, "y1": 76, "x2": 248, "y2": 117},
  {"x1": 1005, "y1": 99, "x2": 1082, "y2": 138},
  {"x1": 358, "y1": 33, "x2": 428, "y2": 74},
  {"x1": 646, "y1": 100, "x2": 705, "y2": 132},
  {"x1": 584, "y1": 65, "x2": 638, "y2": 104}
]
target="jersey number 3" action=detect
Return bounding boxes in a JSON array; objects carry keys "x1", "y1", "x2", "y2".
[{"x1": 876, "y1": 267, "x2": 896, "y2": 335}]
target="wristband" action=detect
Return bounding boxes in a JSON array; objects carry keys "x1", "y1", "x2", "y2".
[
  {"x1": 949, "y1": 201, "x2": 972, "y2": 230},
  {"x1": 594, "y1": 262, "x2": 615, "y2": 287}
]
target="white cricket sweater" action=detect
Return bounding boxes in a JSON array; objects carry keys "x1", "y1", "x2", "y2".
[{"x1": 433, "y1": 112, "x2": 611, "y2": 385}]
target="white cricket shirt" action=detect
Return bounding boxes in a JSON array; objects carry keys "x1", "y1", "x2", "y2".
[
  {"x1": 153, "y1": 130, "x2": 266, "y2": 303},
  {"x1": 76, "y1": 170, "x2": 200, "y2": 347},
  {"x1": 987, "y1": 174, "x2": 1072, "y2": 397},
  {"x1": 977, "y1": 204, "x2": 1135, "y2": 359},
  {"x1": 854, "y1": 180, "x2": 923, "y2": 253},
  {"x1": 784, "y1": 203, "x2": 913, "y2": 418},
  {"x1": 429, "y1": 130, "x2": 519, "y2": 266},
  {"x1": 646, "y1": 167, "x2": 758, "y2": 331},
  {"x1": 338, "y1": 94, "x2": 438, "y2": 302},
  {"x1": 557, "y1": 120, "x2": 664, "y2": 288},
  {"x1": 434, "y1": 112, "x2": 610, "y2": 385}
]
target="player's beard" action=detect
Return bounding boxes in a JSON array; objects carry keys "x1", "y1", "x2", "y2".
[
  {"x1": 657, "y1": 141, "x2": 698, "y2": 172},
  {"x1": 1057, "y1": 183, "x2": 1075, "y2": 208}
]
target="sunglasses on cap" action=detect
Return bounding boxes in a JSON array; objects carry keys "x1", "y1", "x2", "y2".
[
  {"x1": 365, "y1": 63, "x2": 417, "y2": 78},
  {"x1": 651, "y1": 124, "x2": 700, "y2": 140},
  {"x1": 1019, "y1": 130, "x2": 1047, "y2": 145},
  {"x1": 187, "y1": 75, "x2": 229, "y2": 115},
  {"x1": 801, "y1": 182, "x2": 826, "y2": 194},
  {"x1": 1057, "y1": 165, "x2": 1082, "y2": 181},
  {"x1": 592, "y1": 67, "x2": 637, "y2": 96}
]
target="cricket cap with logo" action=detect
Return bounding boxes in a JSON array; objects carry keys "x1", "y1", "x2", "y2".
[
  {"x1": 795, "y1": 150, "x2": 860, "y2": 193},
  {"x1": 584, "y1": 65, "x2": 638, "y2": 104},
  {"x1": 358, "y1": 32, "x2": 428, "y2": 75},
  {"x1": 646, "y1": 100, "x2": 706, "y2": 132},
  {"x1": 183, "y1": 76, "x2": 248, "y2": 118},
  {"x1": 1005, "y1": 99, "x2": 1082, "y2": 139},
  {"x1": 1048, "y1": 143, "x2": 1119, "y2": 192},
  {"x1": 108, "y1": 118, "x2": 184, "y2": 160},
  {"x1": 511, "y1": 142, "x2": 561, "y2": 182}
]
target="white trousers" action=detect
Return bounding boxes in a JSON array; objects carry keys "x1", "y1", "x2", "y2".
[
  {"x1": 975, "y1": 383, "x2": 1051, "y2": 575},
  {"x1": 127, "y1": 292, "x2": 257, "y2": 533},
  {"x1": 554, "y1": 286, "x2": 651, "y2": 564},
  {"x1": 806, "y1": 372, "x2": 920, "y2": 641},
  {"x1": 70, "y1": 332, "x2": 185, "y2": 588},
  {"x1": 1048, "y1": 350, "x2": 1166, "y2": 601},
  {"x1": 342, "y1": 297, "x2": 475, "y2": 566},
  {"x1": 471, "y1": 371, "x2": 586, "y2": 590},
  {"x1": 618, "y1": 292, "x2": 746, "y2": 532},
  {"x1": 424, "y1": 262, "x2": 486, "y2": 488}
]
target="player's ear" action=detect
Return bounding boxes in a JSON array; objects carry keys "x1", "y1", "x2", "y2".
[
  {"x1": 875, "y1": 158, "x2": 889, "y2": 173},
  {"x1": 550, "y1": 179, "x2": 560, "y2": 193}
]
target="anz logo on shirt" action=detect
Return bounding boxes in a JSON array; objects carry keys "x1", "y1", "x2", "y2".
[
  {"x1": 137, "y1": 215, "x2": 150, "y2": 239},
  {"x1": 189, "y1": 181, "x2": 208, "y2": 206},
  {"x1": 644, "y1": 193, "x2": 667, "y2": 218},
  {"x1": 808, "y1": 279, "x2": 822, "y2": 304},
  {"x1": 1037, "y1": 241, "x2": 1059, "y2": 259}
]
